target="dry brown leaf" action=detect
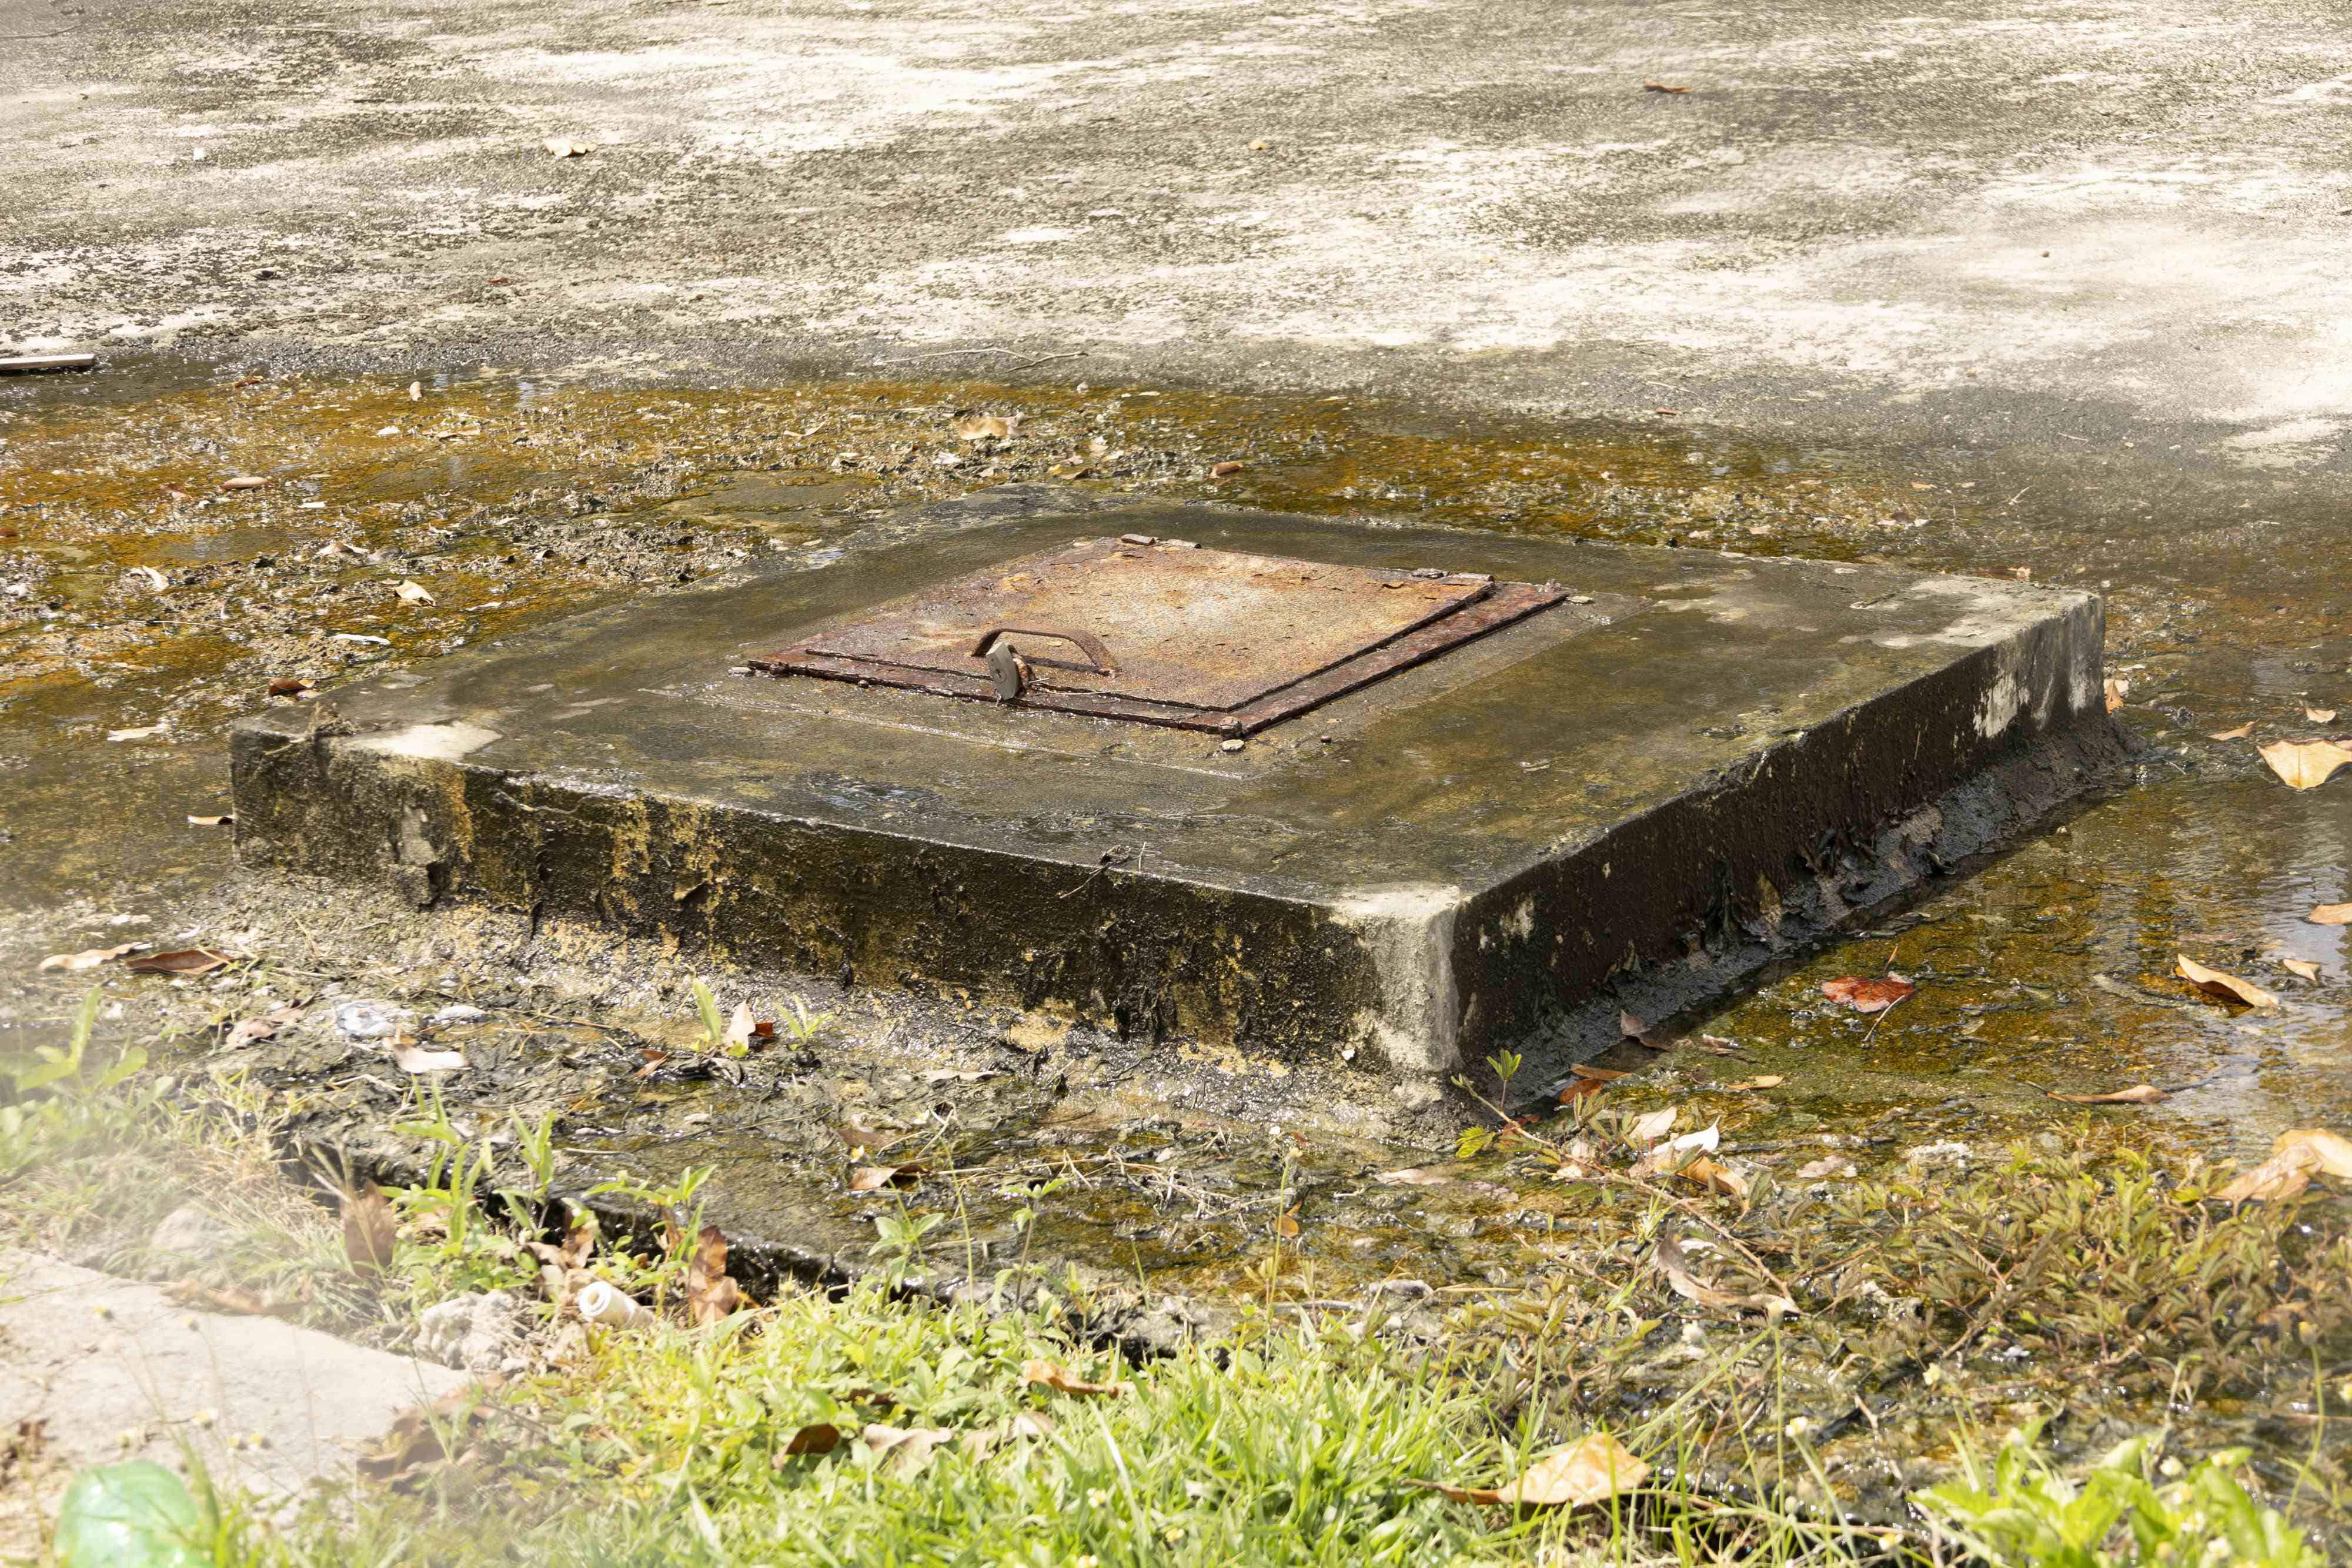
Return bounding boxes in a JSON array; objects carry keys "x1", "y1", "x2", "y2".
[
  {"x1": 393, "y1": 579, "x2": 435, "y2": 605},
  {"x1": 38, "y1": 943, "x2": 141, "y2": 971},
  {"x1": 392, "y1": 1044, "x2": 468, "y2": 1073},
  {"x1": 2046, "y1": 1084, "x2": 2168, "y2": 1105},
  {"x1": 1416, "y1": 1431, "x2": 1651, "y2": 1508},
  {"x1": 2209, "y1": 723, "x2": 2254, "y2": 741},
  {"x1": 1654, "y1": 1233, "x2": 1798, "y2": 1318},
  {"x1": 2308, "y1": 902, "x2": 2352, "y2": 925},
  {"x1": 342, "y1": 1182, "x2": 398, "y2": 1277},
  {"x1": 2176, "y1": 954, "x2": 2279, "y2": 1009},
  {"x1": 861, "y1": 1422, "x2": 953, "y2": 1474},
  {"x1": 1720, "y1": 1075, "x2": 1785, "y2": 1091},
  {"x1": 1679, "y1": 1155, "x2": 1750, "y2": 1199},
  {"x1": 224, "y1": 1004, "x2": 300, "y2": 1049},
  {"x1": 2214, "y1": 1128, "x2": 2352, "y2": 1202},
  {"x1": 1208, "y1": 460, "x2": 1245, "y2": 478},
  {"x1": 1820, "y1": 975, "x2": 1915, "y2": 1013},
  {"x1": 834, "y1": 1116, "x2": 903, "y2": 1156},
  {"x1": 1569, "y1": 1064, "x2": 1629, "y2": 1082},
  {"x1": 220, "y1": 476, "x2": 267, "y2": 491},
  {"x1": 1618, "y1": 1010, "x2": 1649, "y2": 1038},
  {"x1": 1021, "y1": 1358, "x2": 1133, "y2": 1398},
  {"x1": 951, "y1": 413, "x2": 1015, "y2": 442},
  {"x1": 163, "y1": 1279, "x2": 279, "y2": 1317},
  {"x1": 123, "y1": 948, "x2": 233, "y2": 976},
  {"x1": 2306, "y1": 707, "x2": 2337, "y2": 724},
  {"x1": 1641, "y1": 79, "x2": 1690, "y2": 93},
  {"x1": 2257, "y1": 738, "x2": 2352, "y2": 790},
  {"x1": 848, "y1": 1164, "x2": 925, "y2": 1193},
  {"x1": 359, "y1": 1384, "x2": 489, "y2": 1486},
  {"x1": 2103, "y1": 676, "x2": 2129, "y2": 713},
  {"x1": 266, "y1": 676, "x2": 316, "y2": 697},
  {"x1": 2282, "y1": 958, "x2": 2323, "y2": 982},
  {"x1": 684, "y1": 1225, "x2": 743, "y2": 1326},
  {"x1": 1557, "y1": 1075, "x2": 1610, "y2": 1106},
  {"x1": 544, "y1": 137, "x2": 592, "y2": 158},
  {"x1": 186, "y1": 814, "x2": 233, "y2": 828},
  {"x1": 773, "y1": 1423, "x2": 841, "y2": 1462}
]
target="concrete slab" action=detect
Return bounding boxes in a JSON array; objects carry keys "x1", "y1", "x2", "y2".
[
  {"x1": 230, "y1": 487, "x2": 2118, "y2": 1082},
  {"x1": 0, "y1": 1251, "x2": 467, "y2": 1549}
]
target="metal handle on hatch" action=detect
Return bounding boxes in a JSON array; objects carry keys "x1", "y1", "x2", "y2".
[{"x1": 968, "y1": 626, "x2": 1118, "y2": 675}]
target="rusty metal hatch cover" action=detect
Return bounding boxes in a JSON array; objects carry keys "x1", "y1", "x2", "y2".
[{"x1": 749, "y1": 534, "x2": 1568, "y2": 735}]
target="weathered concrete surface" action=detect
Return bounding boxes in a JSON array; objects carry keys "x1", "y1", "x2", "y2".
[
  {"x1": 5, "y1": 0, "x2": 2352, "y2": 485},
  {"x1": 230, "y1": 487, "x2": 2119, "y2": 1081},
  {"x1": 0, "y1": 1250, "x2": 466, "y2": 1551}
]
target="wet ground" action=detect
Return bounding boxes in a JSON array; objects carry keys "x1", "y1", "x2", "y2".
[{"x1": 2, "y1": 360, "x2": 2348, "y2": 1523}]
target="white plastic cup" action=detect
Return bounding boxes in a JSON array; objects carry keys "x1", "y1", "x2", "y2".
[{"x1": 575, "y1": 1281, "x2": 649, "y2": 1328}]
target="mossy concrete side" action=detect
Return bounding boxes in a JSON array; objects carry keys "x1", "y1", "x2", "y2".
[{"x1": 229, "y1": 487, "x2": 2121, "y2": 1084}]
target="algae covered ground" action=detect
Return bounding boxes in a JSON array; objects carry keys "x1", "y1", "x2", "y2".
[{"x1": 3, "y1": 363, "x2": 2350, "y2": 1563}]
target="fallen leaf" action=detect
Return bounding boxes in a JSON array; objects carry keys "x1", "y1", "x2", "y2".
[
  {"x1": 2282, "y1": 959, "x2": 2323, "y2": 982},
  {"x1": 1569, "y1": 1064, "x2": 1629, "y2": 1082},
  {"x1": 2103, "y1": 676, "x2": 2129, "y2": 713},
  {"x1": 1697, "y1": 1034, "x2": 1743, "y2": 1054},
  {"x1": 2257, "y1": 738, "x2": 2352, "y2": 790},
  {"x1": 544, "y1": 137, "x2": 592, "y2": 158},
  {"x1": 223, "y1": 1004, "x2": 300, "y2": 1049},
  {"x1": 407, "y1": 381, "x2": 422, "y2": 401},
  {"x1": 163, "y1": 1280, "x2": 276, "y2": 1316},
  {"x1": 1794, "y1": 1156, "x2": 1853, "y2": 1181},
  {"x1": 1558, "y1": 1075, "x2": 1610, "y2": 1105},
  {"x1": 359, "y1": 1385, "x2": 488, "y2": 1486},
  {"x1": 1416, "y1": 1431, "x2": 1651, "y2": 1508},
  {"x1": 1372, "y1": 1166, "x2": 1457, "y2": 1186},
  {"x1": 1679, "y1": 1155, "x2": 1750, "y2": 1199},
  {"x1": 1641, "y1": 79, "x2": 1691, "y2": 93},
  {"x1": 1625, "y1": 1106, "x2": 1678, "y2": 1146},
  {"x1": 1820, "y1": 975, "x2": 1915, "y2": 1014},
  {"x1": 1021, "y1": 1358, "x2": 1133, "y2": 1398},
  {"x1": 2175, "y1": 954, "x2": 2279, "y2": 1009},
  {"x1": 1720, "y1": 1076, "x2": 1785, "y2": 1091},
  {"x1": 123, "y1": 948, "x2": 233, "y2": 976},
  {"x1": 392, "y1": 1044, "x2": 468, "y2": 1073},
  {"x1": 2214, "y1": 1128, "x2": 2352, "y2": 1203},
  {"x1": 962, "y1": 1410, "x2": 1057, "y2": 1456},
  {"x1": 2046, "y1": 1084, "x2": 2168, "y2": 1105},
  {"x1": 1618, "y1": 1010, "x2": 1649, "y2": 1038},
  {"x1": 2209, "y1": 723, "x2": 2254, "y2": 741},
  {"x1": 1653, "y1": 1234, "x2": 1798, "y2": 1318},
  {"x1": 951, "y1": 413, "x2": 1015, "y2": 442},
  {"x1": 1208, "y1": 460, "x2": 1245, "y2": 478},
  {"x1": 1246, "y1": 137, "x2": 1271, "y2": 151},
  {"x1": 1274, "y1": 1206, "x2": 1301, "y2": 1239},
  {"x1": 2309, "y1": 903, "x2": 2352, "y2": 926},
  {"x1": 773, "y1": 1423, "x2": 841, "y2": 1462},
  {"x1": 393, "y1": 580, "x2": 435, "y2": 605},
  {"x1": 127, "y1": 565, "x2": 169, "y2": 591},
  {"x1": 342, "y1": 1182, "x2": 397, "y2": 1276},
  {"x1": 267, "y1": 676, "x2": 315, "y2": 697},
  {"x1": 2307, "y1": 707, "x2": 2337, "y2": 724},
  {"x1": 38, "y1": 944, "x2": 141, "y2": 971},
  {"x1": 834, "y1": 1116, "x2": 903, "y2": 1156},
  {"x1": 684, "y1": 1224, "x2": 743, "y2": 1326},
  {"x1": 861, "y1": 1423, "x2": 953, "y2": 1475},
  {"x1": 220, "y1": 476, "x2": 267, "y2": 491},
  {"x1": 848, "y1": 1164, "x2": 925, "y2": 1193},
  {"x1": 107, "y1": 726, "x2": 168, "y2": 743}
]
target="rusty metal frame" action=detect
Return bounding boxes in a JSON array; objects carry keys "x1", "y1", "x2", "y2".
[{"x1": 751, "y1": 544, "x2": 1568, "y2": 735}]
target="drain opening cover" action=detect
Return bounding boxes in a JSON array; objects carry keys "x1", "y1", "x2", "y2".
[{"x1": 750, "y1": 535, "x2": 1568, "y2": 734}]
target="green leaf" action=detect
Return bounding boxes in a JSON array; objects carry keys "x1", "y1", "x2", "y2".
[
  {"x1": 691, "y1": 979, "x2": 725, "y2": 1049},
  {"x1": 52, "y1": 1461, "x2": 208, "y2": 1568}
]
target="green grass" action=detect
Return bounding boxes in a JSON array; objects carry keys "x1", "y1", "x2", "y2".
[{"x1": 6, "y1": 991, "x2": 2341, "y2": 1566}]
